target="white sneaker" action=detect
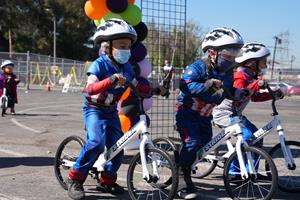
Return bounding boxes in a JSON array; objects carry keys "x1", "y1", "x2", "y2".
[{"x1": 177, "y1": 187, "x2": 198, "y2": 199}]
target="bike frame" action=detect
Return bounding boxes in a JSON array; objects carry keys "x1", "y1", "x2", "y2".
[
  {"x1": 205, "y1": 84, "x2": 296, "y2": 169},
  {"x1": 252, "y1": 114, "x2": 295, "y2": 168},
  {"x1": 62, "y1": 79, "x2": 167, "y2": 182},
  {"x1": 62, "y1": 113, "x2": 157, "y2": 182},
  {"x1": 192, "y1": 116, "x2": 255, "y2": 179}
]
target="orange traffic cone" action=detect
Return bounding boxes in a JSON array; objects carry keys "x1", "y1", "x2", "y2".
[{"x1": 45, "y1": 81, "x2": 51, "y2": 92}]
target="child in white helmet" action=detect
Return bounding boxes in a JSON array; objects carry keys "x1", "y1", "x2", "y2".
[
  {"x1": 67, "y1": 19, "x2": 138, "y2": 200},
  {"x1": 212, "y1": 42, "x2": 284, "y2": 177},
  {"x1": 176, "y1": 27, "x2": 246, "y2": 199},
  {"x1": 0, "y1": 60, "x2": 20, "y2": 116}
]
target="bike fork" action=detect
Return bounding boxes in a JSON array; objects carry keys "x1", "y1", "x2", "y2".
[
  {"x1": 236, "y1": 134, "x2": 256, "y2": 179},
  {"x1": 278, "y1": 127, "x2": 296, "y2": 169},
  {"x1": 140, "y1": 134, "x2": 159, "y2": 182}
]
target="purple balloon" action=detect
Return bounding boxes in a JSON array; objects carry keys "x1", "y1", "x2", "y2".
[
  {"x1": 137, "y1": 58, "x2": 152, "y2": 78},
  {"x1": 143, "y1": 98, "x2": 152, "y2": 112},
  {"x1": 107, "y1": 0, "x2": 128, "y2": 13},
  {"x1": 130, "y1": 42, "x2": 147, "y2": 63}
]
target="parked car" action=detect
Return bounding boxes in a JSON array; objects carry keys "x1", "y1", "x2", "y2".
[
  {"x1": 268, "y1": 82, "x2": 300, "y2": 96},
  {"x1": 288, "y1": 84, "x2": 300, "y2": 96}
]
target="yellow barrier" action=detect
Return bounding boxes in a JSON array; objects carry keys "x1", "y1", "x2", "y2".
[{"x1": 30, "y1": 62, "x2": 84, "y2": 86}]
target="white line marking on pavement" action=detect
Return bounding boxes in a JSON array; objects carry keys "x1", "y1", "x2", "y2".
[
  {"x1": 0, "y1": 148, "x2": 28, "y2": 157},
  {"x1": 10, "y1": 118, "x2": 43, "y2": 134},
  {"x1": 10, "y1": 103, "x2": 80, "y2": 134},
  {"x1": 17, "y1": 103, "x2": 81, "y2": 113}
]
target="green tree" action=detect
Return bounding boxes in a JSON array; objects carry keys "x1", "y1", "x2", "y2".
[{"x1": 0, "y1": 0, "x2": 96, "y2": 60}]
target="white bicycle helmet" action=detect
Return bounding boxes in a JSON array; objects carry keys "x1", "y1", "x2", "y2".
[
  {"x1": 235, "y1": 43, "x2": 270, "y2": 64},
  {"x1": 92, "y1": 18, "x2": 137, "y2": 45},
  {"x1": 1, "y1": 60, "x2": 14, "y2": 69},
  {"x1": 202, "y1": 27, "x2": 244, "y2": 52}
]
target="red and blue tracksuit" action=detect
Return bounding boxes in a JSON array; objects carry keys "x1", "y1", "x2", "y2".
[
  {"x1": 69, "y1": 55, "x2": 134, "y2": 185},
  {"x1": 176, "y1": 59, "x2": 233, "y2": 167}
]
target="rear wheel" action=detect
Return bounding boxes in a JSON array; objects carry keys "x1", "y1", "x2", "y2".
[
  {"x1": 54, "y1": 135, "x2": 85, "y2": 190},
  {"x1": 191, "y1": 149, "x2": 218, "y2": 178},
  {"x1": 153, "y1": 137, "x2": 179, "y2": 163},
  {"x1": 268, "y1": 140, "x2": 300, "y2": 193}
]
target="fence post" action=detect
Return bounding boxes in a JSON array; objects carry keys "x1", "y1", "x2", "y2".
[{"x1": 25, "y1": 51, "x2": 30, "y2": 91}]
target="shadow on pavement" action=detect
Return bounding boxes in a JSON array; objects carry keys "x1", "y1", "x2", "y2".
[
  {"x1": 13, "y1": 113, "x2": 69, "y2": 117},
  {"x1": 83, "y1": 185, "x2": 130, "y2": 200},
  {"x1": 0, "y1": 156, "x2": 54, "y2": 168}
]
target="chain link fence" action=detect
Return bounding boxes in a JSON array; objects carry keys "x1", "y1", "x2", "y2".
[{"x1": 0, "y1": 52, "x2": 87, "y2": 90}]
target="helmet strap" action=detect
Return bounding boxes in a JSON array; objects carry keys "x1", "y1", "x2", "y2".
[{"x1": 210, "y1": 50, "x2": 219, "y2": 72}]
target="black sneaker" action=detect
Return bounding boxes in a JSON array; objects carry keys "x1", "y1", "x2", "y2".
[
  {"x1": 177, "y1": 186, "x2": 198, "y2": 200},
  {"x1": 96, "y1": 182, "x2": 124, "y2": 194},
  {"x1": 67, "y1": 179, "x2": 85, "y2": 200}
]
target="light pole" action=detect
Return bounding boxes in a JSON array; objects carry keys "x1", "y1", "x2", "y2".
[
  {"x1": 290, "y1": 55, "x2": 295, "y2": 71},
  {"x1": 270, "y1": 36, "x2": 282, "y2": 80},
  {"x1": 45, "y1": 8, "x2": 56, "y2": 66}
]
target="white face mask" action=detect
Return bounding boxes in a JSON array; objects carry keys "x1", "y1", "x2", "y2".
[{"x1": 113, "y1": 49, "x2": 131, "y2": 64}]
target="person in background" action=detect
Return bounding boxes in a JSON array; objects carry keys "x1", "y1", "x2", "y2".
[{"x1": 0, "y1": 60, "x2": 20, "y2": 116}]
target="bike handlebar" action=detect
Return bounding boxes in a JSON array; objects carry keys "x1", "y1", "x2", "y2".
[{"x1": 265, "y1": 82, "x2": 278, "y2": 115}]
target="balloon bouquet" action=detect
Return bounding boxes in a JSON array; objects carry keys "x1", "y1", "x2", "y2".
[{"x1": 84, "y1": 0, "x2": 153, "y2": 149}]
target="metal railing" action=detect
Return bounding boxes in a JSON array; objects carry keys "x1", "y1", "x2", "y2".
[{"x1": 0, "y1": 51, "x2": 88, "y2": 89}]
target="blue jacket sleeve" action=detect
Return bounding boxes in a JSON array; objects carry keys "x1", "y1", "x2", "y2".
[
  {"x1": 179, "y1": 61, "x2": 224, "y2": 104},
  {"x1": 87, "y1": 60, "x2": 101, "y2": 78}
]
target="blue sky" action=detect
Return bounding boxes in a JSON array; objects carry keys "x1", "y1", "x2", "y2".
[
  {"x1": 136, "y1": 0, "x2": 300, "y2": 68},
  {"x1": 186, "y1": 0, "x2": 300, "y2": 67}
]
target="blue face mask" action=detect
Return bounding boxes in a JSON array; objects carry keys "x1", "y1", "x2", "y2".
[
  {"x1": 216, "y1": 57, "x2": 234, "y2": 73},
  {"x1": 113, "y1": 49, "x2": 131, "y2": 64}
]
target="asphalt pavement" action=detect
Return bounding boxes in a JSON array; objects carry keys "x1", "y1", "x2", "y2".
[{"x1": 1, "y1": 89, "x2": 300, "y2": 200}]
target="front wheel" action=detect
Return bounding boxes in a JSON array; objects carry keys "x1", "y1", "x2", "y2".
[
  {"x1": 54, "y1": 135, "x2": 85, "y2": 190},
  {"x1": 127, "y1": 146, "x2": 178, "y2": 200},
  {"x1": 224, "y1": 146, "x2": 278, "y2": 200},
  {"x1": 268, "y1": 140, "x2": 300, "y2": 193}
]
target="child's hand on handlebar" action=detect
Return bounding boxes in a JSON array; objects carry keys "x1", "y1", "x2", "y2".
[
  {"x1": 205, "y1": 78, "x2": 222, "y2": 92},
  {"x1": 113, "y1": 74, "x2": 127, "y2": 86}
]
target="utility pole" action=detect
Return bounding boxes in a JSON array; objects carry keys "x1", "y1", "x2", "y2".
[
  {"x1": 45, "y1": 8, "x2": 56, "y2": 66},
  {"x1": 8, "y1": 28, "x2": 12, "y2": 58},
  {"x1": 271, "y1": 36, "x2": 282, "y2": 80},
  {"x1": 290, "y1": 55, "x2": 295, "y2": 71},
  {"x1": 53, "y1": 14, "x2": 56, "y2": 66}
]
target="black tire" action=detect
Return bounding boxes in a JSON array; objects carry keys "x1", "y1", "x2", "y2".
[
  {"x1": 127, "y1": 146, "x2": 178, "y2": 200},
  {"x1": 153, "y1": 137, "x2": 179, "y2": 163},
  {"x1": 54, "y1": 135, "x2": 85, "y2": 190},
  {"x1": 224, "y1": 146, "x2": 278, "y2": 200},
  {"x1": 191, "y1": 149, "x2": 218, "y2": 179},
  {"x1": 268, "y1": 140, "x2": 300, "y2": 193}
]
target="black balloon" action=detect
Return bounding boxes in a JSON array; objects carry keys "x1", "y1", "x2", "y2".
[
  {"x1": 106, "y1": 0, "x2": 128, "y2": 13},
  {"x1": 130, "y1": 42, "x2": 147, "y2": 63},
  {"x1": 134, "y1": 22, "x2": 148, "y2": 41},
  {"x1": 131, "y1": 63, "x2": 141, "y2": 77}
]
